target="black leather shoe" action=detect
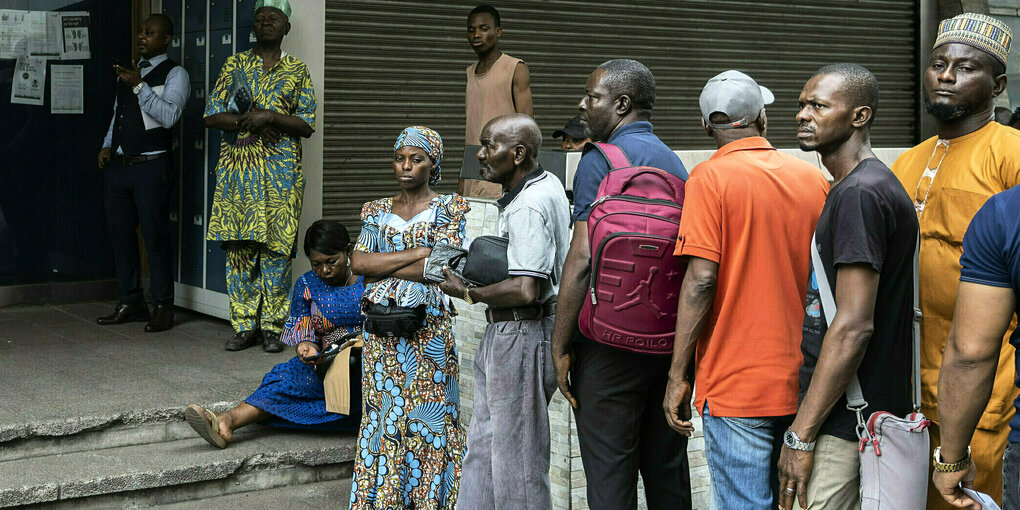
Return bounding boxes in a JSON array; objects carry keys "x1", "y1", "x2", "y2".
[
  {"x1": 144, "y1": 305, "x2": 174, "y2": 332},
  {"x1": 225, "y1": 330, "x2": 259, "y2": 351},
  {"x1": 262, "y1": 331, "x2": 284, "y2": 353},
  {"x1": 97, "y1": 303, "x2": 150, "y2": 325}
]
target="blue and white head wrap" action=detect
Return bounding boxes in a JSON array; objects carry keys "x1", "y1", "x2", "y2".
[{"x1": 394, "y1": 126, "x2": 443, "y2": 186}]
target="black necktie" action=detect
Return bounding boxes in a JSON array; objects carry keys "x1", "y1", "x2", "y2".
[{"x1": 137, "y1": 60, "x2": 151, "y2": 69}]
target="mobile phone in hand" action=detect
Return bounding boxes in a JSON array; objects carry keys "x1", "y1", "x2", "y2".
[{"x1": 302, "y1": 343, "x2": 340, "y2": 363}]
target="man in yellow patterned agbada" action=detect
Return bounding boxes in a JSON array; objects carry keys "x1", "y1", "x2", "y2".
[{"x1": 204, "y1": 0, "x2": 317, "y2": 353}]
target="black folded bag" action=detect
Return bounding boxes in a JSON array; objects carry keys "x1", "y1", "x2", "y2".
[
  {"x1": 424, "y1": 243, "x2": 468, "y2": 284},
  {"x1": 462, "y1": 235, "x2": 510, "y2": 287}
]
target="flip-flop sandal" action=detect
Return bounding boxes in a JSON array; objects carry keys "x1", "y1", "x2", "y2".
[{"x1": 184, "y1": 404, "x2": 227, "y2": 449}]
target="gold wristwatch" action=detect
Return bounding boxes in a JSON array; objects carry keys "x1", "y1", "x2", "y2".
[
  {"x1": 463, "y1": 287, "x2": 474, "y2": 305},
  {"x1": 933, "y1": 446, "x2": 972, "y2": 472}
]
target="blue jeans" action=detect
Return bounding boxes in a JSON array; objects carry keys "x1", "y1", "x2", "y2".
[
  {"x1": 701, "y1": 402, "x2": 793, "y2": 510},
  {"x1": 1005, "y1": 441, "x2": 1020, "y2": 510}
]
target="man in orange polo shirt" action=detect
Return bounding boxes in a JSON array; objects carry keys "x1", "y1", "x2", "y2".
[{"x1": 663, "y1": 70, "x2": 828, "y2": 510}]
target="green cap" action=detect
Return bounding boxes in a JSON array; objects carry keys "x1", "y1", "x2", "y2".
[{"x1": 255, "y1": 0, "x2": 291, "y2": 19}]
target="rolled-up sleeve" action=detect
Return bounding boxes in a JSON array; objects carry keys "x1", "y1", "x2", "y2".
[{"x1": 137, "y1": 66, "x2": 190, "y2": 128}]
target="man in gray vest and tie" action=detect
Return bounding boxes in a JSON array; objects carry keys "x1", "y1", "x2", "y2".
[{"x1": 96, "y1": 14, "x2": 189, "y2": 332}]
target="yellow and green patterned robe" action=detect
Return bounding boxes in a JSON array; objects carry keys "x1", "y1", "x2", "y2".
[{"x1": 204, "y1": 50, "x2": 316, "y2": 257}]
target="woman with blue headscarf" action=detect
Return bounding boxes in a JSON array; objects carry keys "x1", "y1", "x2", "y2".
[{"x1": 348, "y1": 126, "x2": 468, "y2": 509}]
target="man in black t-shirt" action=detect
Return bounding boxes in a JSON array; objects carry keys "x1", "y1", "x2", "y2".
[{"x1": 776, "y1": 64, "x2": 919, "y2": 510}]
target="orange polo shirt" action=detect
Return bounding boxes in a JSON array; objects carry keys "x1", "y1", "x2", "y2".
[{"x1": 676, "y1": 137, "x2": 829, "y2": 417}]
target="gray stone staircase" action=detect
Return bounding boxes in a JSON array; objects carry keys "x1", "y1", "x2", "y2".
[{"x1": 0, "y1": 403, "x2": 356, "y2": 508}]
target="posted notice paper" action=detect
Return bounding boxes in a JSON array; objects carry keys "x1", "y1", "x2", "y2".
[
  {"x1": 28, "y1": 10, "x2": 62, "y2": 59},
  {"x1": 60, "y1": 12, "x2": 89, "y2": 60},
  {"x1": 51, "y1": 64, "x2": 83, "y2": 114},
  {"x1": 0, "y1": 9, "x2": 30, "y2": 59},
  {"x1": 11, "y1": 55, "x2": 45, "y2": 106}
]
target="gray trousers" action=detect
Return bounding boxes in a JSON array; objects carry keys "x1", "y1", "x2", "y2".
[
  {"x1": 458, "y1": 316, "x2": 557, "y2": 510},
  {"x1": 1005, "y1": 441, "x2": 1020, "y2": 510}
]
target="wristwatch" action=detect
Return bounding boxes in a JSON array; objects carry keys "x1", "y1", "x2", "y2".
[
  {"x1": 463, "y1": 287, "x2": 474, "y2": 305},
  {"x1": 933, "y1": 446, "x2": 972, "y2": 472},
  {"x1": 132, "y1": 82, "x2": 144, "y2": 95},
  {"x1": 783, "y1": 428, "x2": 816, "y2": 451}
]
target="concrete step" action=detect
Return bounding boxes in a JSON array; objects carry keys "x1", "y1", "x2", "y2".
[
  {"x1": 156, "y1": 478, "x2": 353, "y2": 509},
  {"x1": 0, "y1": 403, "x2": 239, "y2": 462},
  {"x1": 0, "y1": 423, "x2": 357, "y2": 508}
]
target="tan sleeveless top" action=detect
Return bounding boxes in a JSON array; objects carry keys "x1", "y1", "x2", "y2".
[{"x1": 465, "y1": 53, "x2": 522, "y2": 145}]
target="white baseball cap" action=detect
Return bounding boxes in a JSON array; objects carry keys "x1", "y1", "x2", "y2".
[{"x1": 699, "y1": 70, "x2": 775, "y2": 129}]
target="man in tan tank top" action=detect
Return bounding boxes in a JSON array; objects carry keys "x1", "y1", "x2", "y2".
[{"x1": 463, "y1": 4, "x2": 533, "y2": 197}]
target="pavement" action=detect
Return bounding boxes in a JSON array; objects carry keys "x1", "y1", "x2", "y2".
[
  {"x1": 0, "y1": 301, "x2": 359, "y2": 509},
  {"x1": 0, "y1": 301, "x2": 287, "y2": 436}
]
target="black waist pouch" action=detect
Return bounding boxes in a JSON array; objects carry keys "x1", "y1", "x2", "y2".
[{"x1": 362, "y1": 300, "x2": 427, "y2": 339}]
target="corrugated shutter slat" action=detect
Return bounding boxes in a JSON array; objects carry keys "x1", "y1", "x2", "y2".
[{"x1": 324, "y1": 1, "x2": 917, "y2": 231}]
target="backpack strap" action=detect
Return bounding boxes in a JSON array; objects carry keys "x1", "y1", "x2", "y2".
[{"x1": 586, "y1": 142, "x2": 633, "y2": 170}]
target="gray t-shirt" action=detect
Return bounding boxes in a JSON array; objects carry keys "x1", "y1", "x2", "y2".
[{"x1": 495, "y1": 168, "x2": 572, "y2": 304}]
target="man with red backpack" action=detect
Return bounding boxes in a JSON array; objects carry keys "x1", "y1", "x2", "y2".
[
  {"x1": 662, "y1": 70, "x2": 829, "y2": 510},
  {"x1": 551, "y1": 58, "x2": 691, "y2": 509}
]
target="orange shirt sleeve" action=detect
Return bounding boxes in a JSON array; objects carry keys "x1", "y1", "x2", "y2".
[{"x1": 676, "y1": 164, "x2": 723, "y2": 263}]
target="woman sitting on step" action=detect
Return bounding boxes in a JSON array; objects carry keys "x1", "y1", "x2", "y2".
[{"x1": 184, "y1": 219, "x2": 365, "y2": 448}]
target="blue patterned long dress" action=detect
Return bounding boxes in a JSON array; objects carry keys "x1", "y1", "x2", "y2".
[
  {"x1": 244, "y1": 270, "x2": 364, "y2": 430},
  {"x1": 349, "y1": 194, "x2": 468, "y2": 509}
]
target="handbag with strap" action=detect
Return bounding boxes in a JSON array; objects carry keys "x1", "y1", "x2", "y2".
[
  {"x1": 461, "y1": 235, "x2": 510, "y2": 287},
  {"x1": 811, "y1": 232, "x2": 929, "y2": 510}
]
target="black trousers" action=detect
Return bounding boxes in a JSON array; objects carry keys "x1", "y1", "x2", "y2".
[
  {"x1": 102, "y1": 157, "x2": 174, "y2": 306},
  {"x1": 572, "y1": 337, "x2": 692, "y2": 510}
]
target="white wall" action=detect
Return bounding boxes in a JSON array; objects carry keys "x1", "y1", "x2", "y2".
[{"x1": 282, "y1": 0, "x2": 325, "y2": 279}]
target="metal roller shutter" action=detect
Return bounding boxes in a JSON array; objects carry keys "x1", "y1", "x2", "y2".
[{"x1": 324, "y1": 0, "x2": 917, "y2": 231}]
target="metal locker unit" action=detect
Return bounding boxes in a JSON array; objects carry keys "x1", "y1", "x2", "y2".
[
  {"x1": 163, "y1": 0, "x2": 184, "y2": 282},
  {"x1": 205, "y1": 26, "x2": 235, "y2": 294},
  {"x1": 168, "y1": 33, "x2": 184, "y2": 67},
  {"x1": 236, "y1": 0, "x2": 255, "y2": 28},
  {"x1": 209, "y1": 0, "x2": 233, "y2": 30},
  {"x1": 180, "y1": 84, "x2": 206, "y2": 288},
  {"x1": 164, "y1": 0, "x2": 253, "y2": 317},
  {"x1": 322, "y1": 1, "x2": 918, "y2": 233},
  {"x1": 183, "y1": 33, "x2": 207, "y2": 83},
  {"x1": 184, "y1": 1, "x2": 206, "y2": 33}
]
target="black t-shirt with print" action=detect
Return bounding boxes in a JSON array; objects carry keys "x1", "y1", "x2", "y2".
[{"x1": 799, "y1": 158, "x2": 919, "y2": 442}]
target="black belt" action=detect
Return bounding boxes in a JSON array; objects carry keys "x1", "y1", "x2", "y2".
[
  {"x1": 114, "y1": 152, "x2": 168, "y2": 166},
  {"x1": 484, "y1": 301, "x2": 556, "y2": 323}
]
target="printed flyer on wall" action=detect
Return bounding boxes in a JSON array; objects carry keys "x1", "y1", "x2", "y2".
[
  {"x1": 51, "y1": 64, "x2": 83, "y2": 114},
  {"x1": 11, "y1": 55, "x2": 45, "y2": 105}
]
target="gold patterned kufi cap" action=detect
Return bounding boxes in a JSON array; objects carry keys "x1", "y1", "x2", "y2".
[
  {"x1": 934, "y1": 13, "x2": 1012, "y2": 67},
  {"x1": 255, "y1": 0, "x2": 291, "y2": 19}
]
